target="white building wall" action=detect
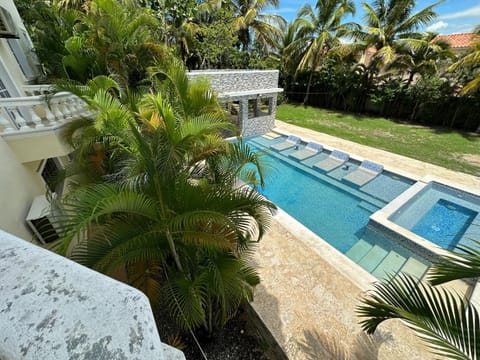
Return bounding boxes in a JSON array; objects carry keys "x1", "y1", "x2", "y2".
[
  {"x1": 0, "y1": 136, "x2": 45, "y2": 239},
  {"x1": 0, "y1": 0, "x2": 42, "y2": 92}
]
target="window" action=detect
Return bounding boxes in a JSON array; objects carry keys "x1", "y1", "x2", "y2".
[
  {"x1": 0, "y1": 7, "x2": 18, "y2": 39},
  {"x1": 7, "y1": 29, "x2": 42, "y2": 82},
  {"x1": 40, "y1": 158, "x2": 62, "y2": 194},
  {"x1": 0, "y1": 78, "x2": 10, "y2": 98}
]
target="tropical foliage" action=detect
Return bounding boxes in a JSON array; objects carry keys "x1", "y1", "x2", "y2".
[
  {"x1": 50, "y1": 63, "x2": 276, "y2": 332},
  {"x1": 357, "y1": 242, "x2": 480, "y2": 359},
  {"x1": 19, "y1": 0, "x2": 170, "y2": 86}
]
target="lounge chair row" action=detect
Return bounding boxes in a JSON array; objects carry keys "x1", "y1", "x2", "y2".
[
  {"x1": 270, "y1": 135, "x2": 384, "y2": 186},
  {"x1": 312, "y1": 150, "x2": 384, "y2": 186}
]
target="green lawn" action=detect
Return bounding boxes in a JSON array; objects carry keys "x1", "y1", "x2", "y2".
[{"x1": 276, "y1": 104, "x2": 480, "y2": 176}]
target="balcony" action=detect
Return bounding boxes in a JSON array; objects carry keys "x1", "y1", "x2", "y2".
[{"x1": 0, "y1": 85, "x2": 90, "y2": 162}]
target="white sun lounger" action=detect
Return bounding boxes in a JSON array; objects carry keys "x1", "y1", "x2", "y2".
[
  {"x1": 342, "y1": 160, "x2": 384, "y2": 186},
  {"x1": 270, "y1": 135, "x2": 301, "y2": 151},
  {"x1": 289, "y1": 142, "x2": 323, "y2": 161},
  {"x1": 262, "y1": 131, "x2": 282, "y2": 139},
  {"x1": 313, "y1": 150, "x2": 349, "y2": 172}
]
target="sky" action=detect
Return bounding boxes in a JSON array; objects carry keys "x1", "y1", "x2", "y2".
[{"x1": 268, "y1": 0, "x2": 480, "y2": 34}]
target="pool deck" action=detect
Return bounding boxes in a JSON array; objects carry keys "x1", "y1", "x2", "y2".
[{"x1": 250, "y1": 121, "x2": 478, "y2": 359}]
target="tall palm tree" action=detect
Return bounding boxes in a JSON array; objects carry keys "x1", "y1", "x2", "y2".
[
  {"x1": 351, "y1": 0, "x2": 442, "y2": 110},
  {"x1": 288, "y1": 0, "x2": 358, "y2": 104},
  {"x1": 51, "y1": 62, "x2": 276, "y2": 332},
  {"x1": 355, "y1": 0, "x2": 442, "y2": 76},
  {"x1": 224, "y1": 0, "x2": 284, "y2": 52},
  {"x1": 274, "y1": 20, "x2": 302, "y2": 78},
  {"x1": 357, "y1": 241, "x2": 480, "y2": 359},
  {"x1": 449, "y1": 25, "x2": 480, "y2": 94}
]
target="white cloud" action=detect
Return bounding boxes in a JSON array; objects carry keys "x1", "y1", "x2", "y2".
[
  {"x1": 440, "y1": 5, "x2": 480, "y2": 20},
  {"x1": 426, "y1": 21, "x2": 449, "y2": 32},
  {"x1": 448, "y1": 23, "x2": 476, "y2": 33}
]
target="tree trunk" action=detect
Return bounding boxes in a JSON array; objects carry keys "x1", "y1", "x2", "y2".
[
  {"x1": 166, "y1": 228, "x2": 184, "y2": 273},
  {"x1": 405, "y1": 72, "x2": 415, "y2": 89},
  {"x1": 361, "y1": 71, "x2": 374, "y2": 113},
  {"x1": 450, "y1": 103, "x2": 460, "y2": 128},
  {"x1": 303, "y1": 70, "x2": 314, "y2": 106},
  {"x1": 410, "y1": 101, "x2": 419, "y2": 121}
]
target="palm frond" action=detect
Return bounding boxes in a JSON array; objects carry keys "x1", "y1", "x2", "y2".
[
  {"x1": 165, "y1": 274, "x2": 208, "y2": 330},
  {"x1": 429, "y1": 241, "x2": 480, "y2": 285},
  {"x1": 358, "y1": 274, "x2": 480, "y2": 360}
]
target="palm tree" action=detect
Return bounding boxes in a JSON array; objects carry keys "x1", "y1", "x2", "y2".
[
  {"x1": 449, "y1": 25, "x2": 480, "y2": 94},
  {"x1": 355, "y1": 0, "x2": 441, "y2": 76},
  {"x1": 350, "y1": 0, "x2": 442, "y2": 110},
  {"x1": 65, "y1": 0, "x2": 168, "y2": 86},
  {"x1": 224, "y1": 0, "x2": 284, "y2": 52},
  {"x1": 16, "y1": 0, "x2": 79, "y2": 79},
  {"x1": 288, "y1": 0, "x2": 358, "y2": 105},
  {"x1": 56, "y1": 75, "x2": 138, "y2": 182},
  {"x1": 51, "y1": 62, "x2": 276, "y2": 332},
  {"x1": 387, "y1": 32, "x2": 454, "y2": 88},
  {"x1": 357, "y1": 241, "x2": 480, "y2": 359},
  {"x1": 274, "y1": 20, "x2": 301, "y2": 78}
]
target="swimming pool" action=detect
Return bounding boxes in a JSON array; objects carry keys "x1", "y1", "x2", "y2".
[{"x1": 246, "y1": 135, "x2": 430, "y2": 280}]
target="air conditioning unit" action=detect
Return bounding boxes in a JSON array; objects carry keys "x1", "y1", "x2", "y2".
[
  {"x1": 26, "y1": 195, "x2": 59, "y2": 245},
  {"x1": 0, "y1": 7, "x2": 19, "y2": 39}
]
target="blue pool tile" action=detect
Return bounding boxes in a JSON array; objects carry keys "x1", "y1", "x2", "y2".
[
  {"x1": 412, "y1": 199, "x2": 478, "y2": 250},
  {"x1": 361, "y1": 172, "x2": 414, "y2": 203}
]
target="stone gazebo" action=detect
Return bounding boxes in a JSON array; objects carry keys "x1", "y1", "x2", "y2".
[{"x1": 187, "y1": 70, "x2": 283, "y2": 136}]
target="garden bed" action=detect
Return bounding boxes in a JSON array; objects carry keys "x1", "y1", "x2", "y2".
[{"x1": 155, "y1": 305, "x2": 275, "y2": 360}]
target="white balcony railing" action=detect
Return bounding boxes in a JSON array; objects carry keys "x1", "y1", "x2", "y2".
[{"x1": 0, "y1": 85, "x2": 91, "y2": 134}]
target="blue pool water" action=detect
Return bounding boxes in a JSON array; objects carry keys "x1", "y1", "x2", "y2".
[
  {"x1": 258, "y1": 157, "x2": 373, "y2": 253},
  {"x1": 412, "y1": 199, "x2": 477, "y2": 250},
  {"x1": 246, "y1": 135, "x2": 430, "y2": 280}
]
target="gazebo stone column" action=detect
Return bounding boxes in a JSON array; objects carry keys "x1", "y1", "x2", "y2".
[{"x1": 239, "y1": 98, "x2": 249, "y2": 135}]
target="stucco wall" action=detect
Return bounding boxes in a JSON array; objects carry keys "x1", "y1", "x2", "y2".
[
  {"x1": 4, "y1": 128, "x2": 72, "y2": 163},
  {"x1": 0, "y1": 137, "x2": 45, "y2": 239}
]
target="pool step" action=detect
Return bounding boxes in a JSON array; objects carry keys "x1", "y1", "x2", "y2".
[
  {"x1": 357, "y1": 245, "x2": 389, "y2": 273},
  {"x1": 358, "y1": 201, "x2": 380, "y2": 213},
  {"x1": 371, "y1": 251, "x2": 407, "y2": 280},
  {"x1": 345, "y1": 240, "x2": 374, "y2": 263},
  {"x1": 399, "y1": 257, "x2": 429, "y2": 280}
]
